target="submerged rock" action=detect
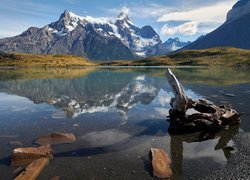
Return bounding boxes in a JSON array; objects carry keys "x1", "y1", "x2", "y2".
[
  {"x1": 51, "y1": 176, "x2": 60, "y2": 180},
  {"x1": 149, "y1": 148, "x2": 172, "y2": 179},
  {"x1": 11, "y1": 146, "x2": 52, "y2": 167},
  {"x1": 8, "y1": 141, "x2": 23, "y2": 148},
  {"x1": 35, "y1": 132, "x2": 76, "y2": 145},
  {"x1": 15, "y1": 157, "x2": 50, "y2": 180}
]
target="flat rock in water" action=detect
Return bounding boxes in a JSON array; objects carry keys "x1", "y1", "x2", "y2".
[
  {"x1": 15, "y1": 157, "x2": 49, "y2": 180},
  {"x1": 150, "y1": 148, "x2": 172, "y2": 179},
  {"x1": 35, "y1": 132, "x2": 76, "y2": 145},
  {"x1": 11, "y1": 146, "x2": 52, "y2": 167}
]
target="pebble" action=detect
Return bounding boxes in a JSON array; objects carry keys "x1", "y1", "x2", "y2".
[
  {"x1": 223, "y1": 93, "x2": 236, "y2": 97},
  {"x1": 219, "y1": 100, "x2": 230, "y2": 104},
  {"x1": 73, "y1": 123, "x2": 80, "y2": 127}
]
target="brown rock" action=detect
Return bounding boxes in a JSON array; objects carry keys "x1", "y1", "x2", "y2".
[
  {"x1": 15, "y1": 157, "x2": 49, "y2": 180},
  {"x1": 11, "y1": 146, "x2": 52, "y2": 167},
  {"x1": 150, "y1": 148, "x2": 172, "y2": 179},
  {"x1": 35, "y1": 132, "x2": 76, "y2": 145}
]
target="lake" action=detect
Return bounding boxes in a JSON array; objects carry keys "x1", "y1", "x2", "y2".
[{"x1": 0, "y1": 67, "x2": 249, "y2": 179}]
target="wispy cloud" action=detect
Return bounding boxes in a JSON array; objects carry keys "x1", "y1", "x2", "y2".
[
  {"x1": 0, "y1": 0, "x2": 238, "y2": 40},
  {"x1": 0, "y1": 0, "x2": 62, "y2": 37},
  {"x1": 106, "y1": 3, "x2": 174, "y2": 19},
  {"x1": 161, "y1": 22, "x2": 198, "y2": 36},
  {"x1": 157, "y1": 1, "x2": 236, "y2": 23},
  {"x1": 0, "y1": 0, "x2": 59, "y2": 18},
  {"x1": 108, "y1": 0, "x2": 237, "y2": 37}
]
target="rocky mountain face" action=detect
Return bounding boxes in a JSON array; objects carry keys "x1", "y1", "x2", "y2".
[
  {"x1": 163, "y1": 38, "x2": 191, "y2": 52},
  {"x1": 185, "y1": 0, "x2": 250, "y2": 50},
  {"x1": 0, "y1": 10, "x2": 167, "y2": 61}
]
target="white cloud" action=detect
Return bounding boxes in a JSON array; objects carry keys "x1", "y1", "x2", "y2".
[
  {"x1": 157, "y1": 1, "x2": 236, "y2": 23},
  {"x1": 120, "y1": 6, "x2": 130, "y2": 15},
  {"x1": 106, "y1": 3, "x2": 174, "y2": 19},
  {"x1": 107, "y1": 1, "x2": 236, "y2": 37},
  {"x1": 161, "y1": 21, "x2": 198, "y2": 36},
  {"x1": 157, "y1": 0, "x2": 236, "y2": 36}
]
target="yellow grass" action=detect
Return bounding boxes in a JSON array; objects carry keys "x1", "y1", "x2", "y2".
[
  {"x1": 101, "y1": 47, "x2": 250, "y2": 66},
  {"x1": 0, "y1": 53, "x2": 97, "y2": 67}
]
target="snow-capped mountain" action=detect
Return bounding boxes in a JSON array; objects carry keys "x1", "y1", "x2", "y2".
[
  {"x1": 163, "y1": 38, "x2": 191, "y2": 51},
  {"x1": 0, "y1": 10, "x2": 166, "y2": 60}
]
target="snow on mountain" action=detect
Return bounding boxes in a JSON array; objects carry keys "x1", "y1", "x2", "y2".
[
  {"x1": 48, "y1": 10, "x2": 163, "y2": 57},
  {"x1": 0, "y1": 9, "x2": 167, "y2": 60},
  {"x1": 163, "y1": 38, "x2": 191, "y2": 51}
]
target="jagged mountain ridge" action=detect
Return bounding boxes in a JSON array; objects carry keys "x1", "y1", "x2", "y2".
[
  {"x1": 0, "y1": 10, "x2": 167, "y2": 61},
  {"x1": 163, "y1": 38, "x2": 191, "y2": 51},
  {"x1": 185, "y1": 0, "x2": 250, "y2": 50}
]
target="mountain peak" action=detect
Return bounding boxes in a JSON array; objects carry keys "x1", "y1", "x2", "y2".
[
  {"x1": 226, "y1": 0, "x2": 250, "y2": 23},
  {"x1": 60, "y1": 10, "x2": 83, "y2": 21},
  {"x1": 60, "y1": 10, "x2": 71, "y2": 20},
  {"x1": 163, "y1": 38, "x2": 191, "y2": 51},
  {"x1": 117, "y1": 7, "x2": 130, "y2": 21},
  {"x1": 233, "y1": 0, "x2": 250, "y2": 8}
]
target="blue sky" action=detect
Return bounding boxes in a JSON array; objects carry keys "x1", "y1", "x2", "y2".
[{"x1": 0, "y1": 0, "x2": 237, "y2": 41}]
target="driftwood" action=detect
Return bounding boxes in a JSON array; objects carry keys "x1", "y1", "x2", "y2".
[{"x1": 166, "y1": 68, "x2": 240, "y2": 134}]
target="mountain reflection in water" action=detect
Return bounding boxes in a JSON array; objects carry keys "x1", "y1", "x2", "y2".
[
  {"x1": 0, "y1": 67, "x2": 249, "y2": 179},
  {"x1": 0, "y1": 69, "x2": 201, "y2": 120}
]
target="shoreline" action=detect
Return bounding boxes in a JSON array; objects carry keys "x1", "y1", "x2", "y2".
[{"x1": 201, "y1": 132, "x2": 250, "y2": 179}]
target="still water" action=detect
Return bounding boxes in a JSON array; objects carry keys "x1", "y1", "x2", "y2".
[{"x1": 0, "y1": 67, "x2": 249, "y2": 179}]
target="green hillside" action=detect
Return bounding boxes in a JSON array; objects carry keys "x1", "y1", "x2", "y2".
[
  {"x1": 101, "y1": 47, "x2": 250, "y2": 66},
  {"x1": 1, "y1": 47, "x2": 250, "y2": 67}
]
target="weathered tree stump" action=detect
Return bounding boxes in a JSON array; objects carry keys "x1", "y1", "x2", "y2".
[{"x1": 166, "y1": 68, "x2": 240, "y2": 134}]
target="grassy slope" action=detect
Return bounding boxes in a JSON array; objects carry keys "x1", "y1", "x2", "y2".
[
  {"x1": 101, "y1": 47, "x2": 250, "y2": 66},
  {"x1": 1, "y1": 47, "x2": 250, "y2": 67},
  {"x1": 0, "y1": 53, "x2": 97, "y2": 67}
]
